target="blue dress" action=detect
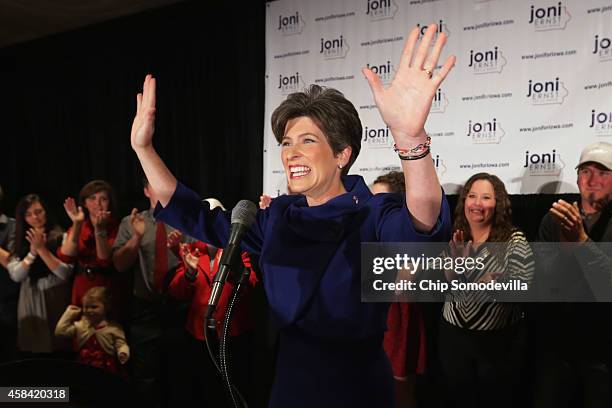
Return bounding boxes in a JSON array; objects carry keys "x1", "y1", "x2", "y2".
[{"x1": 155, "y1": 175, "x2": 450, "y2": 407}]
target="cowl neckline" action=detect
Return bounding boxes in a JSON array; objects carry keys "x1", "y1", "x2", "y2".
[{"x1": 276, "y1": 175, "x2": 373, "y2": 242}]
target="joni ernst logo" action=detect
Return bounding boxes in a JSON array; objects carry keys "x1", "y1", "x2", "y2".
[
  {"x1": 366, "y1": 0, "x2": 398, "y2": 21},
  {"x1": 524, "y1": 149, "x2": 565, "y2": 176},
  {"x1": 431, "y1": 88, "x2": 449, "y2": 114},
  {"x1": 277, "y1": 11, "x2": 305, "y2": 35},
  {"x1": 526, "y1": 77, "x2": 569, "y2": 105},
  {"x1": 432, "y1": 154, "x2": 447, "y2": 176},
  {"x1": 277, "y1": 72, "x2": 305, "y2": 95},
  {"x1": 529, "y1": 2, "x2": 571, "y2": 31},
  {"x1": 320, "y1": 35, "x2": 350, "y2": 59},
  {"x1": 467, "y1": 118, "x2": 505, "y2": 144},
  {"x1": 416, "y1": 20, "x2": 451, "y2": 39},
  {"x1": 590, "y1": 109, "x2": 612, "y2": 137},
  {"x1": 362, "y1": 125, "x2": 392, "y2": 148},
  {"x1": 468, "y1": 46, "x2": 507, "y2": 74},
  {"x1": 366, "y1": 60, "x2": 395, "y2": 84},
  {"x1": 593, "y1": 35, "x2": 612, "y2": 62}
]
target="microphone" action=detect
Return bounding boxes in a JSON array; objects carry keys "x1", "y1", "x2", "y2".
[{"x1": 207, "y1": 200, "x2": 257, "y2": 313}]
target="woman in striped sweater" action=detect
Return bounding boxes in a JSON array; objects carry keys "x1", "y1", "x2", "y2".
[{"x1": 439, "y1": 173, "x2": 534, "y2": 408}]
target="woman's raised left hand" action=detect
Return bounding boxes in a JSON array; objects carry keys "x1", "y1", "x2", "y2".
[{"x1": 363, "y1": 23, "x2": 455, "y2": 147}]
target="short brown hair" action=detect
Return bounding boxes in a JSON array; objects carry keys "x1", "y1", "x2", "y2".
[
  {"x1": 373, "y1": 171, "x2": 405, "y2": 193},
  {"x1": 271, "y1": 84, "x2": 362, "y2": 176},
  {"x1": 78, "y1": 180, "x2": 117, "y2": 215}
]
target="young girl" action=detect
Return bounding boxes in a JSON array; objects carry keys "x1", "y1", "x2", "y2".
[{"x1": 55, "y1": 286, "x2": 129, "y2": 376}]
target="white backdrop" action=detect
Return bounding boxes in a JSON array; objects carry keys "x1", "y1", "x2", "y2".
[{"x1": 264, "y1": 0, "x2": 612, "y2": 195}]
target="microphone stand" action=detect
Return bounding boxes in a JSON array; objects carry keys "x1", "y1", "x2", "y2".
[{"x1": 205, "y1": 265, "x2": 250, "y2": 408}]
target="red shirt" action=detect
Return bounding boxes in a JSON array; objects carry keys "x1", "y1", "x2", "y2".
[
  {"x1": 57, "y1": 219, "x2": 118, "y2": 268},
  {"x1": 57, "y1": 219, "x2": 122, "y2": 308},
  {"x1": 168, "y1": 242, "x2": 257, "y2": 340}
]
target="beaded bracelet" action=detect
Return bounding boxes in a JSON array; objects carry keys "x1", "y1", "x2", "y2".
[{"x1": 393, "y1": 136, "x2": 431, "y2": 161}]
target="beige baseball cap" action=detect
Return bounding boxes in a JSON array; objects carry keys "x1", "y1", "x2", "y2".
[{"x1": 576, "y1": 142, "x2": 612, "y2": 170}]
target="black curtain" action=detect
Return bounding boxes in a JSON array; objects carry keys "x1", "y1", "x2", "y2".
[
  {"x1": 0, "y1": 0, "x2": 266, "y2": 222},
  {"x1": 0, "y1": 0, "x2": 577, "y2": 235}
]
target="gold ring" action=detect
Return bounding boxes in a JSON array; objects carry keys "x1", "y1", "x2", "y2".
[{"x1": 423, "y1": 68, "x2": 433, "y2": 79}]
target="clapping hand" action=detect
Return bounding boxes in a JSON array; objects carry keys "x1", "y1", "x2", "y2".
[
  {"x1": 93, "y1": 210, "x2": 111, "y2": 231},
  {"x1": 26, "y1": 228, "x2": 47, "y2": 254},
  {"x1": 129, "y1": 208, "x2": 146, "y2": 238},
  {"x1": 63, "y1": 197, "x2": 85, "y2": 223},
  {"x1": 449, "y1": 230, "x2": 473, "y2": 258},
  {"x1": 180, "y1": 243, "x2": 201, "y2": 271},
  {"x1": 550, "y1": 200, "x2": 588, "y2": 242},
  {"x1": 259, "y1": 195, "x2": 272, "y2": 210},
  {"x1": 167, "y1": 230, "x2": 183, "y2": 249}
]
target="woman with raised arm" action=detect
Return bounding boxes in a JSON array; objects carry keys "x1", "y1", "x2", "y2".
[
  {"x1": 57, "y1": 180, "x2": 123, "y2": 319},
  {"x1": 131, "y1": 24, "x2": 454, "y2": 408}
]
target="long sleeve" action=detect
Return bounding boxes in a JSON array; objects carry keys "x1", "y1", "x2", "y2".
[
  {"x1": 7, "y1": 257, "x2": 29, "y2": 282},
  {"x1": 167, "y1": 262, "x2": 197, "y2": 300},
  {"x1": 572, "y1": 240, "x2": 612, "y2": 301},
  {"x1": 113, "y1": 328, "x2": 130, "y2": 360},
  {"x1": 55, "y1": 306, "x2": 80, "y2": 337},
  {"x1": 154, "y1": 182, "x2": 265, "y2": 255},
  {"x1": 497, "y1": 231, "x2": 535, "y2": 286},
  {"x1": 536, "y1": 212, "x2": 612, "y2": 300},
  {"x1": 36, "y1": 263, "x2": 74, "y2": 290},
  {"x1": 374, "y1": 191, "x2": 451, "y2": 243}
]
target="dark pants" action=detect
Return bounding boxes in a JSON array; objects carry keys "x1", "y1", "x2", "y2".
[
  {"x1": 129, "y1": 297, "x2": 193, "y2": 408},
  {"x1": 438, "y1": 319, "x2": 526, "y2": 408},
  {"x1": 532, "y1": 352, "x2": 611, "y2": 408}
]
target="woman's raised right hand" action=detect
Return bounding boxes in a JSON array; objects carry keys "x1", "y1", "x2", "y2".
[
  {"x1": 131, "y1": 74, "x2": 157, "y2": 150},
  {"x1": 449, "y1": 229, "x2": 472, "y2": 258},
  {"x1": 63, "y1": 197, "x2": 85, "y2": 223}
]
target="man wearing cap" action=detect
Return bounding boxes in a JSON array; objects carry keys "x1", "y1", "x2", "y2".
[{"x1": 533, "y1": 141, "x2": 612, "y2": 408}]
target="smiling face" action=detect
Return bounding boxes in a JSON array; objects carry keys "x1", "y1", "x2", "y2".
[
  {"x1": 24, "y1": 201, "x2": 47, "y2": 230},
  {"x1": 84, "y1": 190, "x2": 109, "y2": 219},
  {"x1": 82, "y1": 298, "x2": 105, "y2": 326},
  {"x1": 281, "y1": 116, "x2": 350, "y2": 206},
  {"x1": 577, "y1": 162, "x2": 612, "y2": 213},
  {"x1": 464, "y1": 179, "x2": 497, "y2": 228}
]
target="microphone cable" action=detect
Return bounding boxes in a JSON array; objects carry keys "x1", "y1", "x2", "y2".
[{"x1": 205, "y1": 273, "x2": 249, "y2": 408}]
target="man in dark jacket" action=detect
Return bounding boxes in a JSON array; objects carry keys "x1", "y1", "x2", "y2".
[{"x1": 534, "y1": 142, "x2": 612, "y2": 408}]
